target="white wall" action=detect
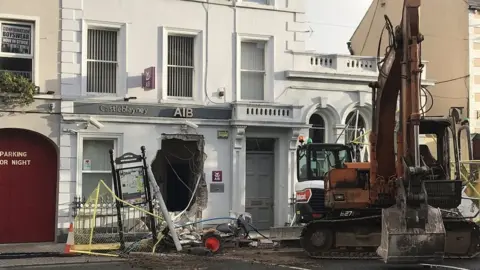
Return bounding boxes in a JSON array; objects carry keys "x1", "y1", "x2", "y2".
[
  {"x1": 57, "y1": 119, "x2": 232, "y2": 228},
  {"x1": 469, "y1": 10, "x2": 480, "y2": 133},
  {"x1": 60, "y1": 0, "x2": 307, "y2": 103}
]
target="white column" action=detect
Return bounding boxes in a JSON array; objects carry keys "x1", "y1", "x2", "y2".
[
  {"x1": 230, "y1": 126, "x2": 246, "y2": 215},
  {"x1": 286, "y1": 128, "x2": 301, "y2": 224}
]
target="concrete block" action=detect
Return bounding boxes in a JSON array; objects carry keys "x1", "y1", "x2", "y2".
[
  {"x1": 295, "y1": 13, "x2": 307, "y2": 23},
  {"x1": 61, "y1": 30, "x2": 76, "y2": 42},
  {"x1": 295, "y1": 32, "x2": 309, "y2": 42},
  {"x1": 60, "y1": 145, "x2": 72, "y2": 158},
  {"x1": 61, "y1": 9, "x2": 75, "y2": 20},
  {"x1": 62, "y1": 41, "x2": 81, "y2": 52},
  {"x1": 287, "y1": 21, "x2": 307, "y2": 32},
  {"x1": 75, "y1": 10, "x2": 84, "y2": 19},
  {"x1": 59, "y1": 181, "x2": 76, "y2": 194},
  {"x1": 286, "y1": 40, "x2": 305, "y2": 51},
  {"x1": 58, "y1": 192, "x2": 74, "y2": 205},
  {"x1": 61, "y1": 75, "x2": 81, "y2": 86},
  {"x1": 59, "y1": 134, "x2": 71, "y2": 146},
  {"x1": 62, "y1": 19, "x2": 81, "y2": 31},
  {"x1": 61, "y1": 51, "x2": 75, "y2": 63},
  {"x1": 62, "y1": 0, "x2": 83, "y2": 9},
  {"x1": 60, "y1": 157, "x2": 73, "y2": 170},
  {"x1": 61, "y1": 62, "x2": 81, "y2": 74},
  {"x1": 61, "y1": 83, "x2": 82, "y2": 96}
]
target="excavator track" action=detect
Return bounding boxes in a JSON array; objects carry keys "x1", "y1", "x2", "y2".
[{"x1": 301, "y1": 211, "x2": 480, "y2": 261}]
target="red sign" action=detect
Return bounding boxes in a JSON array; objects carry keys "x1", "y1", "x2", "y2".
[
  {"x1": 142, "y1": 66, "x2": 155, "y2": 89},
  {"x1": 212, "y1": 170, "x2": 222, "y2": 182}
]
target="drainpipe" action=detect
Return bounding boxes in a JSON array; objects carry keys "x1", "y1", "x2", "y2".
[{"x1": 347, "y1": 41, "x2": 355, "y2": 55}]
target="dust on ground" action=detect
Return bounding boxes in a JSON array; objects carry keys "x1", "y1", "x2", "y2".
[{"x1": 126, "y1": 248, "x2": 323, "y2": 269}]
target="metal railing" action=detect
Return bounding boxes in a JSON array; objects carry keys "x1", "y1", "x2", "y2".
[{"x1": 71, "y1": 196, "x2": 164, "y2": 244}]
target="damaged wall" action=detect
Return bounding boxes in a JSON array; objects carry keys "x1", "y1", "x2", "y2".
[
  {"x1": 58, "y1": 121, "x2": 233, "y2": 229},
  {"x1": 151, "y1": 135, "x2": 208, "y2": 217}
]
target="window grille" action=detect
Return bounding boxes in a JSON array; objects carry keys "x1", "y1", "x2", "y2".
[
  {"x1": 86, "y1": 29, "x2": 118, "y2": 94},
  {"x1": 167, "y1": 35, "x2": 194, "y2": 98}
]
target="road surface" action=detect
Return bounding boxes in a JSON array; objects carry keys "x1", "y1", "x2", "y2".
[{"x1": 0, "y1": 250, "x2": 478, "y2": 270}]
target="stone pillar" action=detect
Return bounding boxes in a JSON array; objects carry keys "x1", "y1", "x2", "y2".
[
  {"x1": 286, "y1": 128, "x2": 301, "y2": 224},
  {"x1": 334, "y1": 124, "x2": 346, "y2": 144},
  {"x1": 231, "y1": 126, "x2": 246, "y2": 215}
]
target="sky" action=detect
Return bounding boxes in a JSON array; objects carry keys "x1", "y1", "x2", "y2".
[{"x1": 304, "y1": 0, "x2": 373, "y2": 54}]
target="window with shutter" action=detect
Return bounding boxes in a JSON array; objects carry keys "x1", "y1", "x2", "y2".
[
  {"x1": 167, "y1": 35, "x2": 195, "y2": 98},
  {"x1": 240, "y1": 41, "x2": 265, "y2": 101},
  {"x1": 86, "y1": 29, "x2": 118, "y2": 94}
]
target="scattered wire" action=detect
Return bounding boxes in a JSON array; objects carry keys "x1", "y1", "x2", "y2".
[
  {"x1": 435, "y1": 75, "x2": 470, "y2": 85},
  {"x1": 421, "y1": 86, "x2": 434, "y2": 115},
  {"x1": 164, "y1": 155, "x2": 193, "y2": 193}
]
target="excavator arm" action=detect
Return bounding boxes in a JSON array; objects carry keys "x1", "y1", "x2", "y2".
[{"x1": 370, "y1": 0, "x2": 448, "y2": 264}]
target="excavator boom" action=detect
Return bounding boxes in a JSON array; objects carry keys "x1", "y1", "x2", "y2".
[{"x1": 371, "y1": 0, "x2": 450, "y2": 263}]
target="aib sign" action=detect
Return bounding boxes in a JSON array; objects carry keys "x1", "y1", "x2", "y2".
[
  {"x1": 142, "y1": 67, "x2": 155, "y2": 90},
  {"x1": 212, "y1": 170, "x2": 222, "y2": 182}
]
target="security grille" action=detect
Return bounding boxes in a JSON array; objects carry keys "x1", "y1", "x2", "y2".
[
  {"x1": 240, "y1": 41, "x2": 265, "y2": 100},
  {"x1": 86, "y1": 29, "x2": 118, "y2": 94},
  {"x1": 167, "y1": 35, "x2": 194, "y2": 98}
]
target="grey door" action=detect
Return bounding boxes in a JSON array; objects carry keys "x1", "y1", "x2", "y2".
[{"x1": 245, "y1": 152, "x2": 274, "y2": 230}]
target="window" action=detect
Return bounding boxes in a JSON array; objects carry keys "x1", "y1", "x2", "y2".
[
  {"x1": 241, "y1": 41, "x2": 265, "y2": 101},
  {"x1": 345, "y1": 111, "x2": 366, "y2": 144},
  {"x1": 81, "y1": 139, "x2": 114, "y2": 201},
  {"x1": 86, "y1": 29, "x2": 118, "y2": 94},
  {"x1": 167, "y1": 35, "x2": 194, "y2": 98},
  {"x1": 297, "y1": 148, "x2": 307, "y2": 181},
  {"x1": 0, "y1": 20, "x2": 34, "y2": 81},
  {"x1": 309, "y1": 114, "x2": 326, "y2": 143}
]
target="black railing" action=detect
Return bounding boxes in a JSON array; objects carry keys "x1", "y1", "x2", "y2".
[{"x1": 71, "y1": 196, "x2": 164, "y2": 244}]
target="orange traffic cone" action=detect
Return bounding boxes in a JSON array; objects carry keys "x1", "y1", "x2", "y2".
[{"x1": 64, "y1": 222, "x2": 75, "y2": 254}]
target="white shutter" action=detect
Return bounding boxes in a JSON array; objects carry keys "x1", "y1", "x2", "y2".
[
  {"x1": 167, "y1": 35, "x2": 194, "y2": 98},
  {"x1": 86, "y1": 29, "x2": 118, "y2": 94},
  {"x1": 240, "y1": 41, "x2": 265, "y2": 101}
]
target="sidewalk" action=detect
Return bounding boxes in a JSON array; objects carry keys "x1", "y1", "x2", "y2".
[
  {"x1": 0, "y1": 256, "x2": 124, "y2": 268},
  {"x1": 0, "y1": 243, "x2": 64, "y2": 254}
]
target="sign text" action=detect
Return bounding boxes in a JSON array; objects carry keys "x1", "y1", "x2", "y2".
[
  {"x1": 0, "y1": 151, "x2": 30, "y2": 166},
  {"x1": 99, "y1": 105, "x2": 148, "y2": 115},
  {"x1": 174, "y1": 107, "x2": 193, "y2": 118}
]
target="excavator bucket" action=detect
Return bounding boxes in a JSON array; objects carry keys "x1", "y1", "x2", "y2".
[{"x1": 377, "y1": 205, "x2": 446, "y2": 264}]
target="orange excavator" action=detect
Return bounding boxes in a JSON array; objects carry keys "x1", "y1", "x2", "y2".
[{"x1": 298, "y1": 0, "x2": 480, "y2": 263}]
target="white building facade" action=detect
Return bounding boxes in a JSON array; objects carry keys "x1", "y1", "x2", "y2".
[
  {"x1": 469, "y1": 1, "x2": 480, "y2": 134},
  {"x1": 57, "y1": 0, "x2": 431, "y2": 239}
]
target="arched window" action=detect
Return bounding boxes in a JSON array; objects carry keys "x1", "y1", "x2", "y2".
[
  {"x1": 345, "y1": 111, "x2": 366, "y2": 144},
  {"x1": 309, "y1": 114, "x2": 325, "y2": 143}
]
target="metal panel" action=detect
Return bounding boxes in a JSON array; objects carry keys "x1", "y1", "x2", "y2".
[
  {"x1": 245, "y1": 153, "x2": 274, "y2": 230},
  {"x1": 0, "y1": 129, "x2": 57, "y2": 243},
  {"x1": 72, "y1": 102, "x2": 232, "y2": 120},
  {"x1": 209, "y1": 183, "x2": 224, "y2": 193}
]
